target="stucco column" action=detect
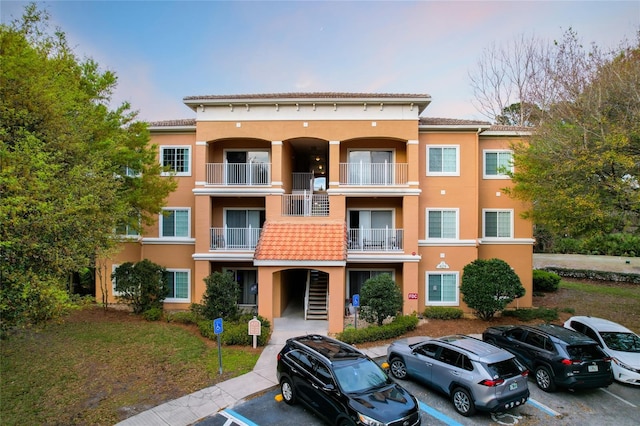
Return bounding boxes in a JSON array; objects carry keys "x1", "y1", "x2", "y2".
[
  {"x1": 402, "y1": 261, "x2": 420, "y2": 315},
  {"x1": 257, "y1": 267, "x2": 275, "y2": 324},
  {"x1": 194, "y1": 141, "x2": 207, "y2": 184},
  {"x1": 193, "y1": 259, "x2": 210, "y2": 305},
  {"x1": 271, "y1": 140, "x2": 283, "y2": 190},
  {"x1": 327, "y1": 267, "x2": 347, "y2": 334},
  {"x1": 193, "y1": 195, "x2": 211, "y2": 253},
  {"x1": 328, "y1": 140, "x2": 340, "y2": 189},
  {"x1": 406, "y1": 139, "x2": 419, "y2": 188}
]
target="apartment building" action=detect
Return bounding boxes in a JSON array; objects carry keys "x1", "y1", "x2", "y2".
[{"x1": 97, "y1": 93, "x2": 534, "y2": 334}]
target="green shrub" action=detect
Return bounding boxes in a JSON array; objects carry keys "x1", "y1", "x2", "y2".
[
  {"x1": 196, "y1": 272, "x2": 240, "y2": 321},
  {"x1": 359, "y1": 274, "x2": 403, "y2": 326},
  {"x1": 112, "y1": 259, "x2": 169, "y2": 314},
  {"x1": 142, "y1": 307, "x2": 163, "y2": 321},
  {"x1": 460, "y1": 258, "x2": 526, "y2": 321},
  {"x1": 336, "y1": 314, "x2": 419, "y2": 345},
  {"x1": 423, "y1": 306, "x2": 464, "y2": 320},
  {"x1": 197, "y1": 314, "x2": 271, "y2": 346},
  {"x1": 502, "y1": 307, "x2": 558, "y2": 322},
  {"x1": 532, "y1": 270, "x2": 561, "y2": 292}
]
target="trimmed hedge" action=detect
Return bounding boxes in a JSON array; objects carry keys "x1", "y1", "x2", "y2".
[
  {"x1": 423, "y1": 306, "x2": 464, "y2": 320},
  {"x1": 532, "y1": 270, "x2": 561, "y2": 292},
  {"x1": 539, "y1": 267, "x2": 640, "y2": 284},
  {"x1": 197, "y1": 314, "x2": 271, "y2": 346},
  {"x1": 336, "y1": 314, "x2": 419, "y2": 345}
]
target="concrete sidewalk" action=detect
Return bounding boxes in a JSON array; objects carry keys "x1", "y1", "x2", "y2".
[{"x1": 115, "y1": 313, "x2": 391, "y2": 426}]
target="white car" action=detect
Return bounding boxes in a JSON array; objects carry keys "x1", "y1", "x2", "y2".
[{"x1": 564, "y1": 316, "x2": 640, "y2": 386}]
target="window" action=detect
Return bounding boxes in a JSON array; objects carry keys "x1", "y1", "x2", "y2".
[
  {"x1": 483, "y1": 210, "x2": 513, "y2": 238},
  {"x1": 161, "y1": 208, "x2": 190, "y2": 238},
  {"x1": 427, "y1": 209, "x2": 458, "y2": 239},
  {"x1": 115, "y1": 222, "x2": 140, "y2": 237},
  {"x1": 347, "y1": 270, "x2": 394, "y2": 299},
  {"x1": 165, "y1": 270, "x2": 190, "y2": 302},
  {"x1": 427, "y1": 146, "x2": 459, "y2": 175},
  {"x1": 111, "y1": 264, "x2": 123, "y2": 297},
  {"x1": 426, "y1": 272, "x2": 458, "y2": 305},
  {"x1": 161, "y1": 146, "x2": 191, "y2": 176},
  {"x1": 484, "y1": 150, "x2": 513, "y2": 178}
]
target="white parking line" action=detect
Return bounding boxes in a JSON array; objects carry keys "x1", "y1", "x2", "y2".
[
  {"x1": 220, "y1": 408, "x2": 259, "y2": 426},
  {"x1": 526, "y1": 398, "x2": 562, "y2": 417},
  {"x1": 599, "y1": 388, "x2": 638, "y2": 408}
]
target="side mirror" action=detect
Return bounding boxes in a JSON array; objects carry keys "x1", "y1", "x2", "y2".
[{"x1": 323, "y1": 383, "x2": 336, "y2": 392}]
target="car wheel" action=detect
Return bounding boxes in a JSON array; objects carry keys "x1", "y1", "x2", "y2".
[
  {"x1": 535, "y1": 366, "x2": 556, "y2": 392},
  {"x1": 280, "y1": 377, "x2": 296, "y2": 405},
  {"x1": 389, "y1": 357, "x2": 407, "y2": 379},
  {"x1": 452, "y1": 387, "x2": 476, "y2": 417}
]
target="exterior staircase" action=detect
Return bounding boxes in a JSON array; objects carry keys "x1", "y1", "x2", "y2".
[{"x1": 305, "y1": 270, "x2": 328, "y2": 320}]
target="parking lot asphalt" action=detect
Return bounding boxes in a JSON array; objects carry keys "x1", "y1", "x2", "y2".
[{"x1": 116, "y1": 254, "x2": 639, "y2": 426}]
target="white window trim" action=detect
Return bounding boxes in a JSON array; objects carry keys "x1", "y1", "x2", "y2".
[
  {"x1": 425, "y1": 208, "x2": 459, "y2": 240},
  {"x1": 164, "y1": 269, "x2": 191, "y2": 303},
  {"x1": 483, "y1": 149, "x2": 513, "y2": 179},
  {"x1": 346, "y1": 268, "x2": 395, "y2": 296},
  {"x1": 426, "y1": 145, "x2": 460, "y2": 176},
  {"x1": 482, "y1": 208, "x2": 514, "y2": 239},
  {"x1": 425, "y1": 271, "x2": 459, "y2": 306},
  {"x1": 160, "y1": 145, "x2": 192, "y2": 177},
  {"x1": 160, "y1": 207, "x2": 191, "y2": 239}
]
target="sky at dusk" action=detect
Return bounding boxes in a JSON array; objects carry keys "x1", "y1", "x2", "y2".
[{"x1": 2, "y1": 1, "x2": 638, "y2": 122}]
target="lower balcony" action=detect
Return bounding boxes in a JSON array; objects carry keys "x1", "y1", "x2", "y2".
[
  {"x1": 210, "y1": 227, "x2": 262, "y2": 250},
  {"x1": 348, "y1": 228, "x2": 403, "y2": 251}
]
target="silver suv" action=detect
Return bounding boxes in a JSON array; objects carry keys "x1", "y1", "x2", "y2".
[{"x1": 386, "y1": 335, "x2": 529, "y2": 416}]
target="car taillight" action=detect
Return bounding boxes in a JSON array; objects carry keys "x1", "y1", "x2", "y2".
[
  {"x1": 561, "y1": 358, "x2": 581, "y2": 365},
  {"x1": 277, "y1": 353, "x2": 282, "y2": 362},
  {"x1": 521, "y1": 370, "x2": 529, "y2": 377},
  {"x1": 479, "y1": 378, "x2": 505, "y2": 387},
  {"x1": 603, "y1": 357, "x2": 612, "y2": 362}
]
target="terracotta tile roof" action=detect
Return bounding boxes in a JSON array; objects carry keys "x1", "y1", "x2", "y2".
[
  {"x1": 254, "y1": 222, "x2": 347, "y2": 262},
  {"x1": 419, "y1": 117, "x2": 491, "y2": 126}
]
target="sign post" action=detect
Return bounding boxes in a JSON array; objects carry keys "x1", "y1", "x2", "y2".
[
  {"x1": 214, "y1": 317, "x2": 223, "y2": 374},
  {"x1": 352, "y1": 294, "x2": 360, "y2": 330},
  {"x1": 248, "y1": 316, "x2": 261, "y2": 349}
]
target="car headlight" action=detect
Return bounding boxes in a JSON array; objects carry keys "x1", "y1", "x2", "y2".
[
  {"x1": 357, "y1": 412, "x2": 385, "y2": 426},
  {"x1": 613, "y1": 358, "x2": 640, "y2": 374}
]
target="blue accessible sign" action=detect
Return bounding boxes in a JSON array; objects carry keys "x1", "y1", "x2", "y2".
[
  {"x1": 352, "y1": 294, "x2": 360, "y2": 307},
  {"x1": 214, "y1": 317, "x2": 223, "y2": 335}
]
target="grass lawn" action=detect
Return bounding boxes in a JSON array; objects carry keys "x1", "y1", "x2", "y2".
[{"x1": 0, "y1": 306, "x2": 261, "y2": 425}]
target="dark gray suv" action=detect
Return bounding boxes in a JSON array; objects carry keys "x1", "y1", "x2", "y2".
[
  {"x1": 483, "y1": 323, "x2": 613, "y2": 392},
  {"x1": 277, "y1": 334, "x2": 421, "y2": 426},
  {"x1": 386, "y1": 335, "x2": 529, "y2": 417}
]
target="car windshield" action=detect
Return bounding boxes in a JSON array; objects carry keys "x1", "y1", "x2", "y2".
[
  {"x1": 600, "y1": 332, "x2": 640, "y2": 352},
  {"x1": 567, "y1": 344, "x2": 606, "y2": 360},
  {"x1": 486, "y1": 358, "x2": 524, "y2": 379},
  {"x1": 334, "y1": 359, "x2": 388, "y2": 393}
]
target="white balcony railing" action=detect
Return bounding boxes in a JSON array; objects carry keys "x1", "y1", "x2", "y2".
[
  {"x1": 206, "y1": 162, "x2": 271, "y2": 186},
  {"x1": 348, "y1": 228, "x2": 403, "y2": 251},
  {"x1": 339, "y1": 162, "x2": 408, "y2": 186},
  {"x1": 282, "y1": 192, "x2": 329, "y2": 216},
  {"x1": 210, "y1": 227, "x2": 262, "y2": 250}
]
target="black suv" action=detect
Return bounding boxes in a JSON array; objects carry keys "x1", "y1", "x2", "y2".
[
  {"x1": 276, "y1": 334, "x2": 421, "y2": 426},
  {"x1": 483, "y1": 324, "x2": 613, "y2": 392}
]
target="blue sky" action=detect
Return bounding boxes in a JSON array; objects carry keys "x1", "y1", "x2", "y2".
[{"x1": 2, "y1": 1, "x2": 638, "y2": 122}]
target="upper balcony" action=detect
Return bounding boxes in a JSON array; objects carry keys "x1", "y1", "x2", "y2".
[
  {"x1": 348, "y1": 228, "x2": 403, "y2": 252},
  {"x1": 339, "y1": 162, "x2": 408, "y2": 186},
  {"x1": 205, "y1": 162, "x2": 271, "y2": 186}
]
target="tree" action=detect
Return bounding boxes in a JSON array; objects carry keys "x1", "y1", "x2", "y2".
[
  {"x1": 460, "y1": 259, "x2": 525, "y2": 321},
  {"x1": 359, "y1": 273, "x2": 403, "y2": 326},
  {"x1": 506, "y1": 31, "x2": 640, "y2": 238},
  {"x1": 196, "y1": 272, "x2": 240, "y2": 320},
  {"x1": 112, "y1": 259, "x2": 168, "y2": 314},
  {"x1": 469, "y1": 33, "x2": 554, "y2": 126},
  {"x1": 0, "y1": 5, "x2": 176, "y2": 332}
]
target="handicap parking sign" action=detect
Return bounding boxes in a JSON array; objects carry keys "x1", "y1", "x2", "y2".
[
  {"x1": 352, "y1": 294, "x2": 360, "y2": 307},
  {"x1": 214, "y1": 318, "x2": 223, "y2": 334}
]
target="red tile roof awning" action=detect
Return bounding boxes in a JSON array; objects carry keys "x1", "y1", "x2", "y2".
[{"x1": 254, "y1": 222, "x2": 347, "y2": 265}]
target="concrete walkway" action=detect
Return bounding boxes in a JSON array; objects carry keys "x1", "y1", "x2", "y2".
[{"x1": 115, "y1": 305, "x2": 390, "y2": 426}]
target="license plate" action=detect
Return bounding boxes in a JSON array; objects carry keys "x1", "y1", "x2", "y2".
[
  {"x1": 588, "y1": 365, "x2": 599, "y2": 372},
  {"x1": 509, "y1": 382, "x2": 518, "y2": 390}
]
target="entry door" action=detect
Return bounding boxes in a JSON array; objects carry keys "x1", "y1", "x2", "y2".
[
  {"x1": 348, "y1": 150, "x2": 392, "y2": 184},
  {"x1": 226, "y1": 151, "x2": 269, "y2": 184},
  {"x1": 350, "y1": 210, "x2": 392, "y2": 247}
]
